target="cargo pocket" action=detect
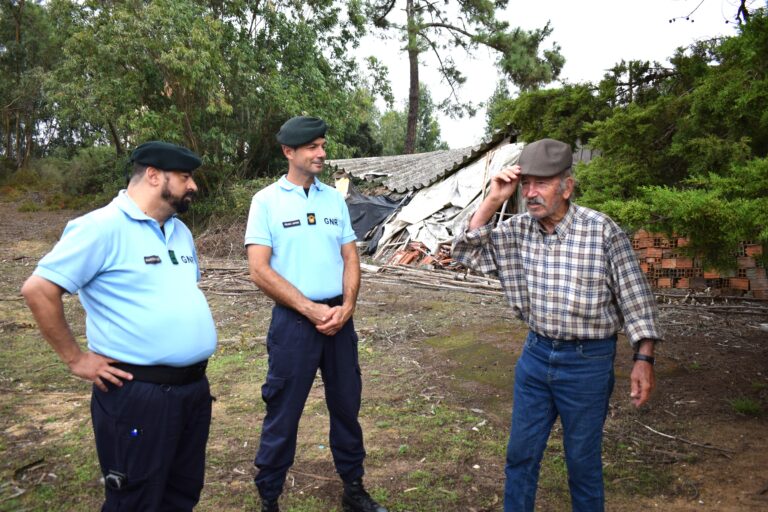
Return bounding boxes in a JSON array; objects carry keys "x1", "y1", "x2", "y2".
[
  {"x1": 91, "y1": 383, "x2": 163, "y2": 505},
  {"x1": 261, "y1": 375, "x2": 286, "y2": 404}
]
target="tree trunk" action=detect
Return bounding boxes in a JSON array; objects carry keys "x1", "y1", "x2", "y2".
[
  {"x1": 107, "y1": 120, "x2": 124, "y2": 156},
  {"x1": 4, "y1": 113, "x2": 12, "y2": 161},
  {"x1": 404, "y1": 0, "x2": 419, "y2": 154},
  {"x1": 15, "y1": 116, "x2": 22, "y2": 169},
  {"x1": 21, "y1": 118, "x2": 33, "y2": 168}
]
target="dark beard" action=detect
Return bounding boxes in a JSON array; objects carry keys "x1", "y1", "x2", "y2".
[{"x1": 161, "y1": 183, "x2": 195, "y2": 214}]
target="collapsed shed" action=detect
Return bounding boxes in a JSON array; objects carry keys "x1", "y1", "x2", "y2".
[{"x1": 327, "y1": 131, "x2": 525, "y2": 266}]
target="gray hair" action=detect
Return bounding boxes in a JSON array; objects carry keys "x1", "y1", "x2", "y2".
[{"x1": 557, "y1": 168, "x2": 572, "y2": 192}]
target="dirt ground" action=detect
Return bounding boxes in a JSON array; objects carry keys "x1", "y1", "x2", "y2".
[{"x1": 1, "y1": 198, "x2": 767, "y2": 511}]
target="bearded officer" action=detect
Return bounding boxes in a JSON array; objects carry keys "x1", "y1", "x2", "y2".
[{"x1": 21, "y1": 141, "x2": 217, "y2": 511}]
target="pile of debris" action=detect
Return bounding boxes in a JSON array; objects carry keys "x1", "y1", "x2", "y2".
[{"x1": 386, "y1": 241, "x2": 461, "y2": 270}]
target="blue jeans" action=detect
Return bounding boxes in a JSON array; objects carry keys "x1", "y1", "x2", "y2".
[{"x1": 504, "y1": 331, "x2": 616, "y2": 512}]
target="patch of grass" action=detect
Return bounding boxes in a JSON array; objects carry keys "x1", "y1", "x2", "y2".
[
  {"x1": 1, "y1": 332, "x2": 78, "y2": 392},
  {"x1": 603, "y1": 434, "x2": 676, "y2": 497},
  {"x1": 729, "y1": 397, "x2": 763, "y2": 417},
  {"x1": 282, "y1": 496, "x2": 330, "y2": 511},
  {"x1": 18, "y1": 200, "x2": 42, "y2": 212}
]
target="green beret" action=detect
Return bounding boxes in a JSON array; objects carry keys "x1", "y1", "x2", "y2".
[
  {"x1": 519, "y1": 138, "x2": 572, "y2": 177},
  {"x1": 276, "y1": 116, "x2": 328, "y2": 147},
  {"x1": 130, "y1": 141, "x2": 202, "y2": 172}
]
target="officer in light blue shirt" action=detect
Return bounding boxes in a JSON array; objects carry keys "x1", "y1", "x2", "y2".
[
  {"x1": 21, "y1": 141, "x2": 217, "y2": 512},
  {"x1": 245, "y1": 116, "x2": 387, "y2": 512}
]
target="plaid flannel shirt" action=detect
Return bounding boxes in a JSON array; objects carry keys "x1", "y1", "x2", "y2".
[{"x1": 452, "y1": 203, "x2": 662, "y2": 347}]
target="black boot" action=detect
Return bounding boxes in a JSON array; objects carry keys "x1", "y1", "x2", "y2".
[
  {"x1": 260, "y1": 498, "x2": 279, "y2": 512},
  {"x1": 342, "y1": 479, "x2": 387, "y2": 512}
]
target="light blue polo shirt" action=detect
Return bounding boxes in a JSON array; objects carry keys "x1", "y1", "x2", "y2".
[
  {"x1": 244, "y1": 175, "x2": 356, "y2": 301},
  {"x1": 34, "y1": 190, "x2": 217, "y2": 366}
]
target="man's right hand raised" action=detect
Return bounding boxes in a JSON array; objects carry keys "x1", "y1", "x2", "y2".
[
  {"x1": 488, "y1": 164, "x2": 522, "y2": 203},
  {"x1": 469, "y1": 164, "x2": 522, "y2": 230}
]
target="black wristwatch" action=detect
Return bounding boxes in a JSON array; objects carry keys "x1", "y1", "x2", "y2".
[{"x1": 632, "y1": 353, "x2": 655, "y2": 365}]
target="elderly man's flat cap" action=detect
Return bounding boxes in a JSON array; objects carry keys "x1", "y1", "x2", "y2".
[
  {"x1": 276, "y1": 116, "x2": 328, "y2": 147},
  {"x1": 130, "y1": 141, "x2": 202, "y2": 172},
  {"x1": 518, "y1": 138, "x2": 572, "y2": 177}
]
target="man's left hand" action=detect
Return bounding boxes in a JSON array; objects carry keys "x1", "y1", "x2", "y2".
[
  {"x1": 630, "y1": 360, "x2": 655, "y2": 407},
  {"x1": 315, "y1": 305, "x2": 351, "y2": 336}
]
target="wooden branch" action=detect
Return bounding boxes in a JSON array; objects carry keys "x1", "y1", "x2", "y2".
[
  {"x1": 421, "y1": 21, "x2": 475, "y2": 40},
  {"x1": 634, "y1": 420, "x2": 734, "y2": 455},
  {"x1": 373, "y1": 0, "x2": 397, "y2": 26},
  {"x1": 287, "y1": 468, "x2": 337, "y2": 482},
  {"x1": 657, "y1": 304, "x2": 768, "y2": 315}
]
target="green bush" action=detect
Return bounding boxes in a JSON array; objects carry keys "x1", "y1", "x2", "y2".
[
  {"x1": 62, "y1": 146, "x2": 124, "y2": 199},
  {"x1": 0, "y1": 156, "x2": 17, "y2": 182}
]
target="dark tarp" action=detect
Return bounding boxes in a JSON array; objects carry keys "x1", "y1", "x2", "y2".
[{"x1": 346, "y1": 188, "x2": 400, "y2": 241}]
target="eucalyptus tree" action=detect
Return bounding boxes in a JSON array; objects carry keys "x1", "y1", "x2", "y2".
[
  {"x1": 47, "y1": 0, "x2": 384, "y2": 182},
  {"x1": 0, "y1": 0, "x2": 61, "y2": 168},
  {"x1": 48, "y1": 0, "x2": 231, "y2": 157}
]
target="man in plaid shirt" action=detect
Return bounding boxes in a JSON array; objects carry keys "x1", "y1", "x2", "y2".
[{"x1": 452, "y1": 138, "x2": 662, "y2": 512}]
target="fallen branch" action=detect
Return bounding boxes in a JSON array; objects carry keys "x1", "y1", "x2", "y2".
[
  {"x1": 634, "y1": 420, "x2": 734, "y2": 455},
  {"x1": 287, "y1": 468, "x2": 337, "y2": 482},
  {"x1": 657, "y1": 304, "x2": 768, "y2": 316}
]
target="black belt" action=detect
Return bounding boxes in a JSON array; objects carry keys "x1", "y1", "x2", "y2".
[
  {"x1": 112, "y1": 360, "x2": 208, "y2": 386},
  {"x1": 315, "y1": 295, "x2": 343, "y2": 307}
]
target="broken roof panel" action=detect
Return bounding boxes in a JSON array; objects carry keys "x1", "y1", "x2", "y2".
[{"x1": 326, "y1": 146, "x2": 478, "y2": 193}]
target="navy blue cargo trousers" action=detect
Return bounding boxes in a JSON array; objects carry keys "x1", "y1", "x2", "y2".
[
  {"x1": 254, "y1": 300, "x2": 366, "y2": 501},
  {"x1": 91, "y1": 377, "x2": 213, "y2": 511}
]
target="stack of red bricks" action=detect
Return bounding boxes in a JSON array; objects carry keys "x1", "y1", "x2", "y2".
[{"x1": 631, "y1": 230, "x2": 767, "y2": 297}]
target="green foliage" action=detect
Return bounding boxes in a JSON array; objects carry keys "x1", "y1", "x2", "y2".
[
  {"x1": 575, "y1": 10, "x2": 768, "y2": 269},
  {"x1": 378, "y1": 84, "x2": 449, "y2": 155},
  {"x1": 13, "y1": 0, "x2": 388, "y2": 184},
  {"x1": 334, "y1": 89, "x2": 384, "y2": 158},
  {"x1": 62, "y1": 146, "x2": 124, "y2": 199},
  {"x1": 0, "y1": 1, "x2": 63, "y2": 167},
  {"x1": 488, "y1": 9, "x2": 768, "y2": 270},
  {"x1": 487, "y1": 84, "x2": 609, "y2": 145},
  {"x1": 379, "y1": 110, "x2": 408, "y2": 156}
]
